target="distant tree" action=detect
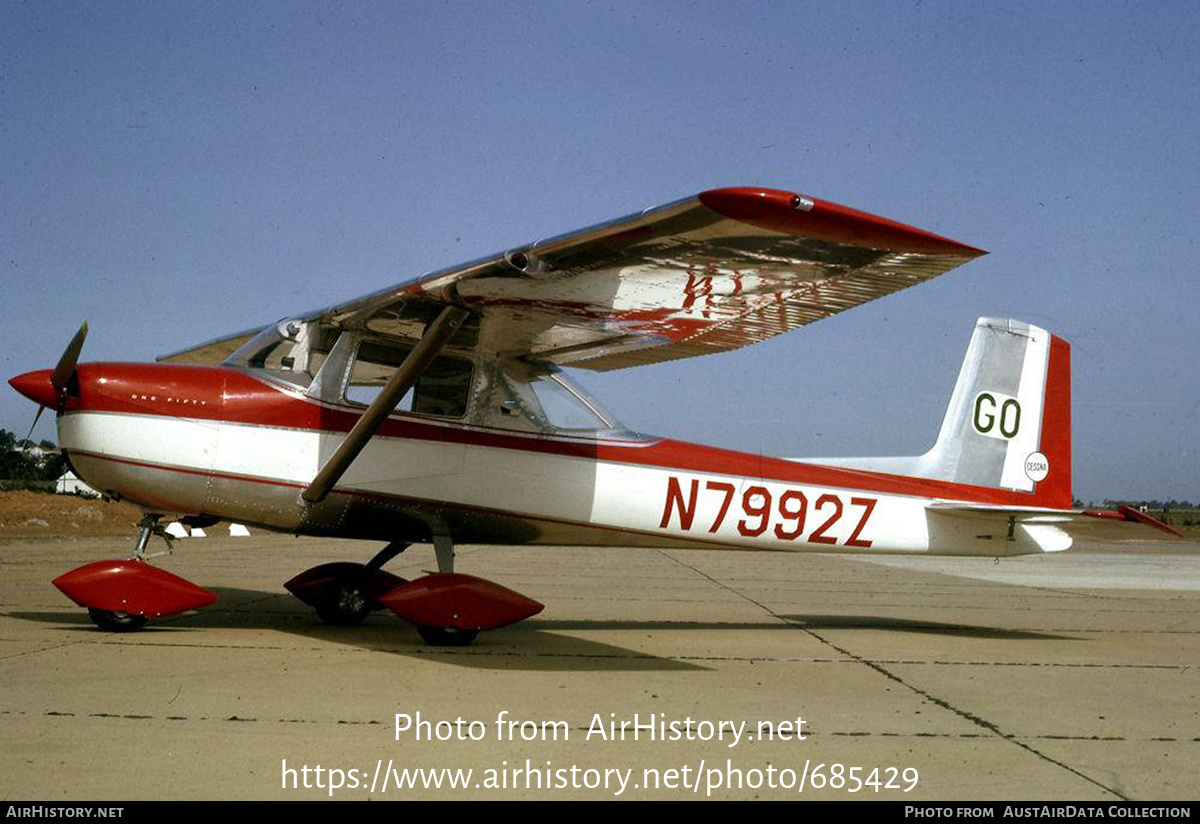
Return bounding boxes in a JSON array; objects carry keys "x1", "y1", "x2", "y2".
[
  {"x1": 0, "y1": 449, "x2": 35, "y2": 480},
  {"x1": 38, "y1": 452, "x2": 65, "y2": 480},
  {"x1": 0, "y1": 429, "x2": 63, "y2": 482}
]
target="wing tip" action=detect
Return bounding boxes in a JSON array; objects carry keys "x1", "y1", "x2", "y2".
[{"x1": 698, "y1": 186, "x2": 987, "y2": 257}]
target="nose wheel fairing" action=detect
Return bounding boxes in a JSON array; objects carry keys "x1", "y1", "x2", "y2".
[
  {"x1": 51, "y1": 515, "x2": 219, "y2": 630},
  {"x1": 53, "y1": 559, "x2": 218, "y2": 620}
]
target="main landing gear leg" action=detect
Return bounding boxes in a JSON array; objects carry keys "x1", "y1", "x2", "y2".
[
  {"x1": 433, "y1": 533, "x2": 455, "y2": 574},
  {"x1": 367, "y1": 541, "x2": 410, "y2": 572}
]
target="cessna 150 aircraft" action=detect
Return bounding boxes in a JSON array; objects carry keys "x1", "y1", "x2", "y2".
[{"x1": 9, "y1": 186, "x2": 1181, "y2": 644}]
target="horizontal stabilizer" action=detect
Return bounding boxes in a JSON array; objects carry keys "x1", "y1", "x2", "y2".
[{"x1": 928, "y1": 501, "x2": 1185, "y2": 553}]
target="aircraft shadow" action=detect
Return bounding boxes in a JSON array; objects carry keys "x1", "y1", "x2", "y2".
[
  {"x1": 7, "y1": 586, "x2": 711, "y2": 672},
  {"x1": 6, "y1": 588, "x2": 1076, "y2": 674}
]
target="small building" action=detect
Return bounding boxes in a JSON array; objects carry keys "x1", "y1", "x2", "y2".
[{"x1": 56, "y1": 471, "x2": 99, "y2": 497}]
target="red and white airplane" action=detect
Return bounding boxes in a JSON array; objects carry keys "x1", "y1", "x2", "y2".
[{"x1": 9, "y1": 187, "x2": 1181, "y2": 644}]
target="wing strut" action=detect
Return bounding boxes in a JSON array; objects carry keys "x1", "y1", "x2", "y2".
[{"x1": 301, "y1": 306, "x2": 470, "y2": 505}]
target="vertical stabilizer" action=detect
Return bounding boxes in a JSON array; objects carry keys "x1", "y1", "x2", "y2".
[
  {"x1": 924, "y1": 318, "x2": 1071, "y2": 506},
  {"x1": 799, "y1": 317, "x2": 1072, "y2": 507}
]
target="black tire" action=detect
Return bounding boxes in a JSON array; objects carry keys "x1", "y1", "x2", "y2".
[
  {"x1": 314, "y1": 585, "x2": 370, "y2": 626},
  {"x1": 88, "y1": 608, "x2": 148, "y2": 632},
  {"x1": 416, "y1": 625, "x2": 479, "y2": 646}
]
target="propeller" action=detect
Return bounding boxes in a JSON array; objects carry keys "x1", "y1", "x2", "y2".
[
  {"x1": 21, "y1": 406, "x2": 46, "y2": 446},
  {"x1": 51, "y1": 321, "x2": 89, "y2": 403},
  {"x1": 10, "y1": 322, "x2": 88, "y2": 444}
]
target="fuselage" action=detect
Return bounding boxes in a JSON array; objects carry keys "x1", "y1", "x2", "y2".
[{"x1": 24, "y1": 361, "x2": 1053, "y2": 557}]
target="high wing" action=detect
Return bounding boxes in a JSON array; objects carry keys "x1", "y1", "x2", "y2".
[{"x1": 160, "y1": 187, "x2": 984, "y2": 369}]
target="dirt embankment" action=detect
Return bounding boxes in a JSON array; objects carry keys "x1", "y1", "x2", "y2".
[{"x1": 0, "y1": 491, "x2": 146, "y2": 537}]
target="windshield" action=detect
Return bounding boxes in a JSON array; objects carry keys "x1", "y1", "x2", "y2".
[
  {"x1": 223, "y1": 323, "x2": 331, "y2": 387},
  {"x1": 526, "y1": 371, "x2": 617, "y2": 431}
]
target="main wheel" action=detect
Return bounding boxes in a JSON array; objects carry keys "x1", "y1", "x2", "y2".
[
  {"x1": 314, "y1": 584, "x2": 371, "y2": 626},
  {"x1": 87, "y1": 608, "x2": 148, "y2": 632},
  {"x1": 416, "y1": 625, "x2": 479, "y2": 646}
]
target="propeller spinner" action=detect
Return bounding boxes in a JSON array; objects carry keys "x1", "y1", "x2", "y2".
[{"x1": 8, "y1": 323, "x2": 89, "y2": 436}]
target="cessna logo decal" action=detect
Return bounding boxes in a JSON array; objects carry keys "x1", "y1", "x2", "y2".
[
  {"x1": 973, "y1": 392, "x2": 1021, "y2": 439},
  {"x1": 1024, "y1": 451, "x2": 1050, "y2": 482}
]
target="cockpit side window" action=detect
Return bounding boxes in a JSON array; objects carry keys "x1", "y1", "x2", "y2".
[
  {"x1": 526, "y1": 373, "x2": 615, "y2": 431},
  {"x1": 344, "y1": 340, "x2": 473, "y2": 419},
  {"x1": 482, "y1": 359, "x2": 622, "y2": 435}
]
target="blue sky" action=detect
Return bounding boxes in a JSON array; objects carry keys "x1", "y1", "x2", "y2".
[{"x1": 2, "y1": 1, "x2": 1197, "y2": 502}]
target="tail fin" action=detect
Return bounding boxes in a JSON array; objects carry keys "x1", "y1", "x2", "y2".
[{"x1": 924, "y1": 317, "x2": 1072, "y2": 506}]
